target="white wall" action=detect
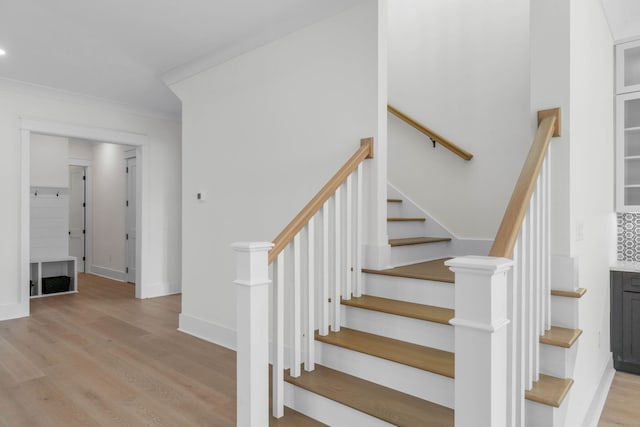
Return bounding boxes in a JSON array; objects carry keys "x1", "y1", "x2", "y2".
[
  {"x1": 387, "y1": 0, "x2": 531, "y2": 240},
  {"x1": 532, "y1": 0, "x2": 615, "y2": 425},
  {"x1": 0, "y1": 78, "x2": 181, "y2": 320},
  {"x1": 91, "y1": 143, "x2": 130, "y2": 280},
  {"x1": 30, "y1": 134, "x2": 69, "y2": 188},
  {"x1": 568, "y1": 0, "x2": 615, "y2": 424},
  {"x1": 171, "y1": 1, "x2": 382, "y2": 348},
  {"x1": 69, "y1": 139, "x2": 93, "y2": 160}
]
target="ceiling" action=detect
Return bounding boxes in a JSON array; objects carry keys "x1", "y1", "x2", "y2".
[
  {"x1": 601, "y1": 0, "x2": 640, "y2": 41},
  {"x1": 0, "y1": 0, "x2": 360, "y2": 118},
  {"x1": 1, "y1": 1, "x2": 637, "y2": 119}
]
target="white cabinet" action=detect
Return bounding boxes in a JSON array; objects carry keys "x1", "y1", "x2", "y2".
[
  {"x1": 617, "y1": 40, "x2": 640, "y2": 95},
  {"x1": 617, "y1": 93, "x2": 640, "y2": 211},
  {"x1": 30, "y1": 256, "x2": 77, "y2": 298},
  {"x1": 617, "y1": 40, "x2": 640, "y2": 211}
]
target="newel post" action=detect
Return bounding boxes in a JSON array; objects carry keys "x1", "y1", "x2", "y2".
[
  {"x1": 445, "y1": 256, "x2": 513, "y2": 427},
  {"x1": 233, "y1": 242, "x2": 273, "y2": 427}
]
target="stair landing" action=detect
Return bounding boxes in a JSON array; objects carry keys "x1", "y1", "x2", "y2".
[{"x1": 363, "y1": 258, "x2": 454, "y2": 283}]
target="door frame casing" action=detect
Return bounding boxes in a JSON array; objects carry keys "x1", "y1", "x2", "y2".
[
  {"x1": 20, "y1": 119, "x2": 146, "y2": 318},
  {"x1": 68, "y1": 160, "x2": 92, "y2": 274}
]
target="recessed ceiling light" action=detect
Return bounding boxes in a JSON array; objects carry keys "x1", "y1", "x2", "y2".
[{"x1": 0, "y1": 48, "x2": 6, "y2": 56}]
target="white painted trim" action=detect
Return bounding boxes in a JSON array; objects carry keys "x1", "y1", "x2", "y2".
[
  {"x1": 178, "y1": 313, "x2": 237, "y2": 351},
  {"x1": 581, "y1": 357, "x2": 615, "y2": 427},
  {"x1": 68, "y1": 158, "x2": 92, "y2": 167},
  {"x1": 22, "y1": 118, "x2": 147, "y2": 146},
  {"x1": 19, "y1": 118, "x2": 147, "y2": 319},
  {"x1": 0, "y1": 76, "x2": 179, "y2": 122},
  {"x1": 90, "y1": 265, "x2": 126, "y2": 282},
  {"x1": 140, "y1": 282, "x2": 181, "y2": 299},
  {"x1": 68, "y1": 159, "x2": 92, "y2": 274}
]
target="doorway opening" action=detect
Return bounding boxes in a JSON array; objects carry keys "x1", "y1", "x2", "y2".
[{"x1": 20, "y1": 119, "x2": 146, "y2": 317}]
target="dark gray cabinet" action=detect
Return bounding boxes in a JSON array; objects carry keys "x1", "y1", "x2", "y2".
[{"x1": 611, "y1": 271, "x2": 640, "y2": 373}]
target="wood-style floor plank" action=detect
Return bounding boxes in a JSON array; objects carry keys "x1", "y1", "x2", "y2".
[
  {"x1": 0, "y1": 273, "x2": 321, "y2": 426},
  {"x1": 599, "y1": 371, "x2": 640, "y2": 426},
  {"x1": 363, "y1": 258, "x2": 455, "y2": 283},
  {"x1": 540, "y1": 326, "x2": 582, "y2": 348},
  {"x1": 389, "y1": 237, "x2": 452, "y2": 247},
  {"x1": 285, "y1": 364, "x2": 453, "y2": 426},
  {"x1": 341, "y1": 295, "x2": 454, "y2": 325},
  {"x1": 315, "y1": 327, "x2": 455, "y2": 378},
  {"x1": 525, "y1": 374, "x2": 573, "y2": 408}
]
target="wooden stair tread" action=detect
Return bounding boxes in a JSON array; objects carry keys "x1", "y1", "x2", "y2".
[
  {"x1": 315, "y1": 327, "x2": 454, "y2": 378},
  {"x1": 388, "y1": 217, "x2": 426, "y2": 222},
  {"x1": 550, "y1": 288, "x2": 587, "y2": 298},
  {"x1": 389, "y1": 237, "x2": 452, "y2": 247},
  {"x1": 525, "y1": 374, "x2": 574, "y2": 408},
  {"x1": 341, "y1": 295, "x2": 454, "y2": 325},
  {"x1": 387, "y1": 198, "x2": 403, "y2": 203},
  {"x1": 540, "y1": 326, "x2": 583, "y2": 348},
  {"x1": 363, "y1": 258, "x2": 454, "y2": 283},
  {"x1": 284, "y1": 364, "x2": 453, "y2": 427}
]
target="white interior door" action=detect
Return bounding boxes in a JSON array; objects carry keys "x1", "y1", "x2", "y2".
[
  {"x1": 69, "y1": 166, "x2": 85, "y2": 272},
  {"x1": 126, "y1": 157, "x2": 136, "y2": 283}
]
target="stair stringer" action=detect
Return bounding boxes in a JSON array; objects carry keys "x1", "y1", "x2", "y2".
[{"x1": 387, "y1": 182, "x2": 492, "y2": 265}]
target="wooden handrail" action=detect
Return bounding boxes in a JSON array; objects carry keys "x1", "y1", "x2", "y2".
[
  {"x1": 489, "y1": 108, "x2": 561, "y2": 258},
  {"x1": 387, "y1": 104, "x2": 474, "y2": 161},
  {"x1": 268, "y1": 138, "x2": 374, "y2": 264}
]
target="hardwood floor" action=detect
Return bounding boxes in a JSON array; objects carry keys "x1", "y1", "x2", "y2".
[
  {"x1": 0, "y1": 273, "x2": 322, "y2": 426},
  {"x1": 599, "y1": 371, "x2": 640, "y2": 426}
]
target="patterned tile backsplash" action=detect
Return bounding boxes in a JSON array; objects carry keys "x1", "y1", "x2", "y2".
[{"x1": 618, "y1": 213, "x2": 640, "y2": 261}]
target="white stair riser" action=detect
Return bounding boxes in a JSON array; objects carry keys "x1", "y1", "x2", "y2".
[
  {"x1": 315, "y1": 341, "x2": 454, "y2": 408},
  {"x1": 539, "y1": 344, "x2": 576, "y2": 378},
  {"x1": 387, "y1": 220, "x2": 428, "y2": 239},
  {"x1": 341, "y1": 305, "x2": 454, "y2": 352},
  {"x1": 390, "y1": 241, "x2": 452, "y2": 265},
  {"x1": 525, "y1": 399, "x2": 567, "y2": 427},
  {"x1": 387, "y1": 202, "x2": 404, "y2": 218},
  {"x1": 550, "y1": 297, "x2": 579, "y2": 329},
  {"x1": 284, "y1": 382, "x2": 393, "y2": 427},
  {"x1": 364, "y1": 273, "x2": 455, "y2": 309}
]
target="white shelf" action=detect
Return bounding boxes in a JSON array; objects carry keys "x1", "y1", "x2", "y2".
[
  {"x1": 29, "y1": 256, "x2": 78, "y2": 298},
  {"x1": 625, "y1": 127, "x2": 640, "y2": 132}
]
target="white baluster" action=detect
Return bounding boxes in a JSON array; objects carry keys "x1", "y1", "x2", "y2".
[
  {"x1": 354, "y1": 164, "x2": 363, "y2": 297},
  {"x1": 543, "y1": 153, "x2": 552, "y2": 329},
  {"x1": 273, "y1": 251, "x2": 285, "y2": 418},
  {"x1": 321, "y1": 202, "x2": 329, "y2": 336},
  {"x1": 306, "y1": 217, "x2": 315, "y2": 371},
  {"x1": 515, "y1": 233, "x2": 526, "y2": 426},
  {"x1": 333, "y1": 188, "x2": 342, "y2": 332},
  {"x1": 233, "y1": 242, "x2": 272, "y2": 427},
  {"x1": 345, "y1": 174, "x2": 353, "y2": 300},
  {"x1": 523, "y1": 214, "x2": 533, "y2": 389},
  {"x1": 292, "y1": 235, "x2": 301, "y2": 377},
  {"x1": 532, "y1": 186, "x2": 541, "y2": 381}
]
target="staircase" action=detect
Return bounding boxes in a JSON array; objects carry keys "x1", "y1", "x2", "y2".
[
  {"x1": 279, "y1": 196, "x2": 583, "y2": 426},
  {"x1": 234, "y1": 108, "x2": 579, "y2": 426}
]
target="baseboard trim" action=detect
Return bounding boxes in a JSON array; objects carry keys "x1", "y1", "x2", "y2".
[
  {"x1": 178, "y1": 313, "x2": 236, "y2": 351},
  {"x1": 582, "y1": 356, "x2": 615, "y2": 427},
  {"x1": 91, "y1": 265, "x2": 126, "y2": 282},
  {"x1": 0, "y1": 302, "x2": 29, "y2": 321},
  {"x1": 140, "y1": 282, "x2": 182, "y2": 299}
]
